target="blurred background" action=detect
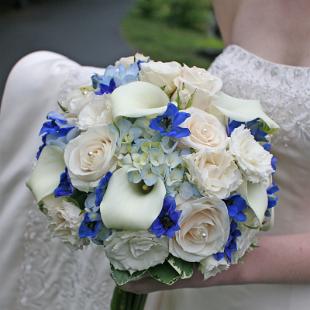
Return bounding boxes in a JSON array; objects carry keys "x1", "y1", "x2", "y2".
[{"x1": 0, "y1": 0, "x2": 223, "y2": 102}]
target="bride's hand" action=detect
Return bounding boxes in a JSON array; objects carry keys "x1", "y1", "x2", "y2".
[
  {"x1": 121, "y1": 234, "x2": 310, "y2": 294},
  {"x1": 121, "y1": 263, "x2": 242, "y2": 294}
]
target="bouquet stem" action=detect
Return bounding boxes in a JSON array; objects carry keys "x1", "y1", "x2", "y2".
[{"x1": 111, "y1": 286, "x2": 147, "y2": 310}]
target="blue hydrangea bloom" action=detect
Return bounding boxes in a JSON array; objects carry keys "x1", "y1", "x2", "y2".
[
  {"x1": 214, "y1": 221, "x2": 241, "y2": 262},
  {"x1": 54, "y1": 168, "x2": 74, "y2": 197},
  {"x1": 84, "y1": 192, "x2": 99, "y2": 212},
  {"x1": 271, "y1": 156, "x2": 278, "y2": 171},
  {"x1": 150, "y1": 196, "x2": 182, "y2": 238},
  {"x1": 225, "y1": 195, "x2": 247, "y2": 222},
  {"x1": 91, "y1": 62, "x2": 140, "y2": 95},
  {"x1": 79, "y1": 212, "x2": 103, "y2": 239},
  {"x1": 95, "y1": 172, "x2": 113, "y2": 207},
  {"x1": 149, "y1": 103, "x2": 191, "y2": 139},
  {"x1": 227, "y1": 118, "x2": 268, "y2": 142}
]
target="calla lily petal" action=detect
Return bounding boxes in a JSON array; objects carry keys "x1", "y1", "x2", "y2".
[
  {"x1": 110, "y1": 81, "x2": 169, "y2": 119},
  {"x1": 100, "y1": 168, "x2": 166, "y2": 230},
  {"x1": 212, "y1": 92, "x2": 279, "y2": 129},
  {"x1": 27, "y1": 145, "x2": 65, "y2": 202},
  {"x1": 239, "y1": 181, "x2": 268, "y2": 225}
]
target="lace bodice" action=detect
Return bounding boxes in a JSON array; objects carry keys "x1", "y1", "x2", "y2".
[{"x1": 208, "y1": 45, "x2": 310, "y2": 234}]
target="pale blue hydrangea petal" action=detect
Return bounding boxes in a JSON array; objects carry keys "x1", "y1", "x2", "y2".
[
  {"x1": 160, "y1": 136, "x2": 178, "y2": 154},
  {"x1": 149, "y1": 148, "x2": 165, "y2": 166},
  {"x1": 166, "y1": 151, "x2": 182, "y2": 168},
  {"x1": 141, "y1": 166, "x2": 158, "y2": 186},
  {"x1": 127, "y1": 169, "x2": 142, "y2": 184}
]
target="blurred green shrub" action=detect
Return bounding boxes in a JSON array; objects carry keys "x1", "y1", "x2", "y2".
[{"x1": 134, "y1": 0, "x2": 211, "y2": 32}]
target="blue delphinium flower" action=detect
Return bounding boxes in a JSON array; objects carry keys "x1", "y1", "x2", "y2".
[
  {"x1": 150, "y1": 196, "x2": 182, "y2": 238},
  {"x1": 54, "y1": 168, "x2": 74, "y2": 197},
  {"x1": 227, "y1": 118, "x2": 268, "y2": 142},
  {"x1": 79, "y1": 212, "x2": 103, "y2": 239},
  {"x1": 149, "y1": 103, "x2": 191, "y2": 138},
  {"x1": 36, "y1": 112, "x2": 76, "y2": 159},
  {"x1": 224, "y1": 195, "x2": 247, "y2": 222},
  {"x1": 265, "y1": 183, "x2": 280, "y2": 217},
  {"x1": 95, "y1": 172, "x2": 113, "y2": 207},
  {"x1": 214, "y1": 221, "x2": 241, "y2": 262}
]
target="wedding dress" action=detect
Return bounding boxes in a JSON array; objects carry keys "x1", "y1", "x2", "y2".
[
  {"x1": 146, "y1": 44, "x2": 310, "y2": 310},
  {"x1": 0, "y1": 51, "x2": 115, "y2": 310}
]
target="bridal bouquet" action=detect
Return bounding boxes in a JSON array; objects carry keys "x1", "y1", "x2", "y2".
[{"x1": 27, "y1": 54, "x2": 279, "y2": 310}]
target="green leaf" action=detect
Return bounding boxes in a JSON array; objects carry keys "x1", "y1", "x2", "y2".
[
  {"x1": 167, "y1": 255, "x2": 194, "y2": 279},
  {"x1": 64, "y1": 190, "x2": 88, "y2": 210},
  {"x1": 148, "y1": 261, "x2": 181, "y2": 285},
  {"x1": 111, "y1": 266, "x2": 147, "y2": 286}
]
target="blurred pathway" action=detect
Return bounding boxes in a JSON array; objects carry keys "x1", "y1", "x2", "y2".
[{"x1": 0, "y1": 0, "x2": 134, "y2": 99}]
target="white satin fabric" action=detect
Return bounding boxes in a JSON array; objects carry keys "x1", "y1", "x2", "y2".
[
  {"x1": 0, "y1": 52, "x2": 115, "y2": 310},
  {"x1": 146, "y1": 45, "x2": 310, "y2": 310}
]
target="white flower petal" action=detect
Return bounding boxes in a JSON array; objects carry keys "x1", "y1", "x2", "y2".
[
  {"x1": 100, "y1": 168, "x2": 166, "y2": 230},
  {"x1": 27, "y1": 146, "x2": 65, "y2": 202},
  {"x1": 110, "y1": 81, "x2": 169, "y2": 119},
  {"x1": 211, "y1": 92, "x2": 279, "y2": 129}
]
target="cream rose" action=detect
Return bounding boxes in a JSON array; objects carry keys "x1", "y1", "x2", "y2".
[
  {"x1": 230, "y1": 125, "x2": 273, "y2": 183},
  {"x1": 115, "y1": 53, "x2": 149, "y2": 68},
  {"x1": 181, "y1": 107, "x2": 228, "y2": 152},
  {"x1": 139, "y1": 61, "x2": 181, "y2": 95},
  {"x1": 184, "y1": 151, "x2": 242, "y2": 199},
  {"x1": 77, "y1": 96, "x2": 113, "y2": 130},
  {"x1": 199, "y1": 255, "x2": 229, "y2": 280},
  {"x1": 104, "y1": 231, "x2": 169, "y2": 274},
  {"x1": 169, "y1": 197, "x2": 230, "y2": 262},
  {"x1": 42, "y1": 195, "x2": 88, "y2": 249},
  {"x1": 174, "y1": 65, "x2": 222, "y2": 109},
  {"x1": 64, "y1": 125, "x2": 117, "y2": 191}
]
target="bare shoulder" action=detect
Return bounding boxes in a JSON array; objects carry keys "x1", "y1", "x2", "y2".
[{"x1": 211, "y1": 0, "x2": 241, "y2": 45}]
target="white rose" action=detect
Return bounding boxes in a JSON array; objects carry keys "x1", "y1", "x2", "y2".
[
  {"x1": 64, "y1": 126, "x2": 117, "y2": 191},
  {"x1": 181, "y1": 107, "x2": 228, "y2": 152},
  {"x1": 184, "y1": 151, "x2": 242, "y2": 199},
  {"x1": 199, "y1": 256, "x2": 229, "y2": 280},
  {"x1": 77, "y1": 96, "x2": 113, "y2": 130},
  {"x1": 139, "y1": 61, "x2": 181, "y2": 95},
  {"x1": 59, "y1": 87, "x2": 95, "y2": 116},
  {"x1": 230, "y1": 125, "x2": 273, "y2": 183},
  {"x1": 115, "y1": 53, "x2": 149, "y2": 68},
  {"x1": 42, "y1": 195, "x2": 88, "y2": 249},
  {"x1": 174, "y1": 65, "x2": 222, "y2": 109},
  {"x1": 169, "y1": 197, "x2": 230, "y2": 262},
  {"x1": 104, "y1": 231, "x2": 169, "y2": 274}
]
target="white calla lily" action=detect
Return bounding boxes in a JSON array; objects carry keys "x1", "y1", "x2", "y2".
[
  {"x1": 100, "y1": 168, "x2": 166, "y2": 230},
  {"x1": 239, "y1": 181, "x2": 268, "y2": 225},
  {"x1": 110, "y1": 81, "x2": 169, "y2": 119},
  {"x1": 27, "y1": 146, "x2": 65, "y2": 202},
  {"x1": 211, "y1": 92, "x2": 279, "y2": 129}
]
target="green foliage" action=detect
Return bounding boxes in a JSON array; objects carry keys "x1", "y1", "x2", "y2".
[
  {"x1": 111, "y1": 266, "x2": 147, "y2": 286},
  {"x1": 167, "y1": 255, "x2": 194, "y2": 279},
  {"x1": 134, "y1": 0, "x2": 170, "y2": 19},
  {"x1": 148, "y1": 261, "x2": 181, "y2": 285}
]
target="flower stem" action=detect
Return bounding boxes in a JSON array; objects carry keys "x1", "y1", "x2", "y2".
[{"x1": 110, "y1": 286, "x2": 148, "y2": 310}]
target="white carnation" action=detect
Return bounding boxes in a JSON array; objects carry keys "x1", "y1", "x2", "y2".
[
  {"x1": 104, "y1": 231, "x2": 169, "y2": 274},
  {"x1": 199, "y1": 256, "x2": 229, "y2": 280},
  {"x1": 230, "y1": 125, "x2": 273, "y2": 183},
  {"x1": 184, "y1": 151, "x2": 242, "y2": 199},
  {"x1": 77, "y1": 95, "x2": 113, "y2": 130},
  {"x1": 42, "y1": 196, "x2": 88, "y2": 249}
]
